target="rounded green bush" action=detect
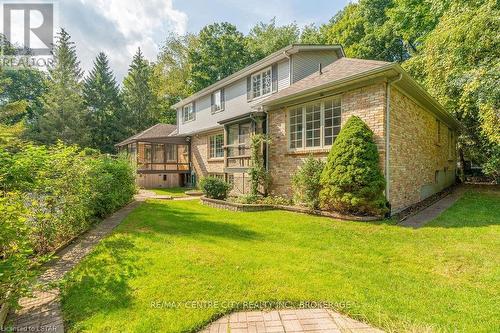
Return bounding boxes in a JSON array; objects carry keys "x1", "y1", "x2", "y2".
[
  {"x1": 319, "y1": 116, "x2": 388, "y2": 216},
  {"x1": 199, "y1": 176, "x2": 231, "y2": 200}
]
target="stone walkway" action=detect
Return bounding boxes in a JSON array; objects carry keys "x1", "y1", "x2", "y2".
[
  {"x1": 200, "y1": 309, "x2": 384, "y2": 333},
  {"x1": 399, "y1": 185, "x2": 466, "y2": 228},
  {"x1": 6, "y1": 200, "x2": 142, "y2": 333}
]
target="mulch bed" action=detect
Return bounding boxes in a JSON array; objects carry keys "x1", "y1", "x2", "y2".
[{"x1": 201, "y1": 196, "x2": 382, "y2": 222}]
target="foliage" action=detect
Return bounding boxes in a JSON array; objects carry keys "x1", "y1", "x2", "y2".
[
  {"x1": 61, "y1": 191, "x2": 500, "y2": 332},
  {"x1": 248, "y1": 134, "x2": 271, "y2": 196},
  {"x1": 83, "y1": 52, "x2": 126, "y2": 153},
  {"x1": 34, "y1": 29, "x2": 88, "y2": 146},
  {"x1": 0, "y1": 193, "x2": 43, "y2": 307},
  {"x1": 292, "y1": 156, "x2": 325, "y2": 209},
  {"x1": 0, "y1": 68, "x2": 47, "y2": 126},
  {"x1": 320, "y1": 116, "x2": 387, "y2": 215},
  {"x1": 188, "y1": 22, "x2": 253, "y2": 91},
  {"x1": 150, "y1": 33, "x2": 196, "y2": 124},
  {"x1": 0, "y1": 142, "x2": 135, "y2": 307},
  {"x1": 321, "y1": 0, "x2": 410, "y2": 62},
  {"x1": 403, "y1": 0, "x2": 499, "y2": 176},
  {"x1": 122, "y1": 48, "x2": 160, "y2": 134},
  {"x1": 246, "y1": 18, "x2": 300, "y2": 61},
  {"x1": 199, "y1": 176, "x2": 231, "y2": 200}
]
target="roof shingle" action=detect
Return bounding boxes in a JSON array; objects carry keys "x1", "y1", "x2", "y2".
[{"x1": 116, "y1": 123, "x2": 178, "y2": 146}]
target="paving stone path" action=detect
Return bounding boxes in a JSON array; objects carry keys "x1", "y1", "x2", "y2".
[
  {"x1": 399, "y1": 185, "x2": 467, "y2": 228},
  {"x1": 200, "y1": 309, "x2": 384, "y2": 333},
  {"x1": 6, "y1": 200, "x2": 142, "y2": 333}
]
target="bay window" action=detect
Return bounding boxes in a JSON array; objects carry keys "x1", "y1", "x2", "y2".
[{"x1": 288, "y1": 96, "x2": 342, "y2": 150}]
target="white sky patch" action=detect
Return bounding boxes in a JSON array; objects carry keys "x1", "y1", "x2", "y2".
[{"x1": 59, "y1": 0, "x2": 188, "y2": 81}]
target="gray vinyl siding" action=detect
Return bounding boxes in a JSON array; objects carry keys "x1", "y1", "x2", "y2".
[
  {"x1": 277, "y1": 59, "x2": 290, "y2": 91},
  {"x1": 177, "y1": 78, "x2": 253, "y2": 135},
  {"x1": 291, "y1": 50, "x2": 338, "y2": 83}
]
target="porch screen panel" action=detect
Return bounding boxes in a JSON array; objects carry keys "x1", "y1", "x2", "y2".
[
  {"x1": 305, "y1": 103, "x2": 321, "y2": 147},
  {"x1": 227, "y1": 124, "x2": 239, "y2": 157},
  {"x1": 239, "y1": 122, "x2": 252, "y2": 156},
  {"x1": 324, "y1": 97, "x2": 341, "y2": 146}
]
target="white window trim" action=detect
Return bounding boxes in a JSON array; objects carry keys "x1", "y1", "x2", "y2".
[
  {"x1": 209, "y1": 133, "x2": 224, "y2": 159},
  {"x1": 287, "y1": 96, "x2": 342, "y2": 152},
  {"x1": 212, "y1": 89, "x2": 224, "y2": 114},
  {"x1": 251, "y1": 66, "x2": 272, "y2": 100},
  {"x1": 182, "y1": 103, "x2": 195, "y2": 123}
]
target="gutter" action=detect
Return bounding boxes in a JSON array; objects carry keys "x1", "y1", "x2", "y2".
[{"x1": 385, "y1": 73, "x2": 403, "y2": 206}]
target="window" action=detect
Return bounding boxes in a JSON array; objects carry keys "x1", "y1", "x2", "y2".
[
  {"x1": 209, "y1": 134, "x2": 224, "y2": 159},
  {"x1": 288, "y1": 97, "x2": 342, "y2": 150},
  {"x1": 212, "y1": 89, "x2": 224, "y2": 113},
  {"x1": 251, "y1": 67, "x2": 272, "y2": 99},
  {"x1": 227, "y1": 122, "x2": 252, "y2": 157},
  {"x1": 305, "y1": 103, "x2": 321, "y2": 147},
  {"x1": 183, "y1": 103, "x2": 194, "y2": 122},
  {"x1": 436, "y1": 119, "x2": 441, "y2": 145},
  {"x1": 166, "y1": 144, "x2": 177, "y2": 162},
  {"x1": 153, "y1": 144, "x2": 164, "y2": 163},
  {"x1": 324, "y1": 99, "x2": 341, "y2": 146},
  {"x1": 289, "y1": 107, "x2": 303, "y2": 149},
  {"x1": 448, "y1": 129, "x2": 454, "y2": 160},
  {"x1": 208, "y1": 173, "x2": 225, "y2": 180}
]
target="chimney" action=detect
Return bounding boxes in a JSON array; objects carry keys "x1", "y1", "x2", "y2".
[{"x1": 318, "y1": 63, "x2": 323, "y2": 75}]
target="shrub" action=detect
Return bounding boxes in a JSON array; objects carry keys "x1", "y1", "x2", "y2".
[
  {"x1": 199, "y1": 177, "x2": 231, "y2": 200},
  {"x1": 248, "y1": 134, "x2": 271, "y2": 196},
  {"x1": 292, "y1": 156, "x2": 325, "y2": 209},
  {"x1": 320, "y1": 116, "x2": 388, "y2": 216},
  {"x1": 0, "y1": 193, "x2": 42, "y2": 306}
]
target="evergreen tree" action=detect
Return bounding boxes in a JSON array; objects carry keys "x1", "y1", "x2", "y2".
[
  {"x1": 122, "y1": 48, "x2": 158, "y2": 133},
  {"x1": 320, "y1": 116, "x2": 387, "y2": 216},
  {"x1": 35, "y1": 29, "x2": 88, "y2": 146},
  {"x1": 83, "y1": 52, "x2": 125, "y2": 153}
]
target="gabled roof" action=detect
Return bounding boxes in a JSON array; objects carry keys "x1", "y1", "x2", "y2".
[
  {"x1": 258, "y1": 57, "x2": 461, "y2": 130},
  {"x1": 172, "y1": 44, "x2": 345, "y2": 109},
  {"x1": 260, "y1": 58, "x2": 391, "y2": 104},
  {"x1": 115, "y1": 123, "x2": 178, "y2": 147}
]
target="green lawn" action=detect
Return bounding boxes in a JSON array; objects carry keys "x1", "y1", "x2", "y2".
[
  {"x1": 60, "y1": 189, "x2": 500, "y2": 332},
  {"x1": 151, "y1": 187, "x2": 192, "y2": 197}
]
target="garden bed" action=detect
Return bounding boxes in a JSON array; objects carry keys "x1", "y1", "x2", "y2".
[{"x1": 201, "y1": 196, "x2": 382, "y2": 221}]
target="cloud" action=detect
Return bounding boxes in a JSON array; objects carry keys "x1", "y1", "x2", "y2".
[{"x1": 60, "y1": 0, "x2": 188, "y2": 81}]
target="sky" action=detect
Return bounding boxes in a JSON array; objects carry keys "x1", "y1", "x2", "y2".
[{"x1": 6, "y1": 0, "x2": 351, "y2": 81}]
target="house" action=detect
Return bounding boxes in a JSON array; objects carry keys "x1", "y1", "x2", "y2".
[{"x1": 116, "y1": 44, "x2": 460, "y2": 214}]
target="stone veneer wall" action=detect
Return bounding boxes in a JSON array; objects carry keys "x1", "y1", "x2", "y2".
[
  {"x1": 267, "y1": 83, "x2": 387, "y2": 197},
  {"x1": 389, "y1": 87, "x2": 456, "y2": 212},
  {"x1": 191, "y1": 130, "x2": 225, "y2": 181}
]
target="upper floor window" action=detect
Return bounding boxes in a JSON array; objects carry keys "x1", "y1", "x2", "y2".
[
  {"x1": 252, "y1": 67, "x2": 272, "y2": 99},
  {"x1": 211, "y1": 89, "x2": 224, "y2": 113},
  {"x1": 183, "y1": 103, "x2": 195, "y2": 123},
  {"x1": 209, "y1": 134, "x2": 224, "y2": 159},
  {"x1": 288, "y1": 96, "x2": 342, "y2": 150}
]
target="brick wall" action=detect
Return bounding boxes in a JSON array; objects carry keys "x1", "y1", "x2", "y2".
[
  {"x1": 268, "y1": 83, "x2": 387, "y2": 197},
  {"x1": 389, "y1": 87, "x2": 456, "y2": 212},
  {"x1": 191, "y1": 130, "x2": 225, "y2": 180}
]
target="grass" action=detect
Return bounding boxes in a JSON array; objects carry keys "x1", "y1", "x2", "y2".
[
  {"x1": 151, "y1": 187, "x2": 192, "y2": 197},
  {"x1": 60, "y1": 189, "x2": 500, "y2": 332}
]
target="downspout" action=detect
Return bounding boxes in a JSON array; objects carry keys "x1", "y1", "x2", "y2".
[{"x1": 385, "y1": 73, "x2": 403, "y2": 209}]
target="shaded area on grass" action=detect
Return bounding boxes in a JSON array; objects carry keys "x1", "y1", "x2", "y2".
[
  {"x1": 151, "y1": 187, "x2": 193, "y2": 197},
  {"x1": 60, "y1": 190, "x2": 500, "y2": 333}
]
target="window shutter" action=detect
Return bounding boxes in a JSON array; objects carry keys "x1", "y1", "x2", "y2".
[
  {"x1": 246, "y1": 76, "x2": 251, "y2": 100},
  {"x1": 272, "y1": 63, "x2": 278, "y2": 92},
  {"x1": 192, "y1": 101, "x2": 196, "y2": 120},
  {"x1": 221, "y1": 88, "x2": 225, "y2": 110},
  {"x1": 210, "y1": 93, "x2": 215, "y2": 113}
]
